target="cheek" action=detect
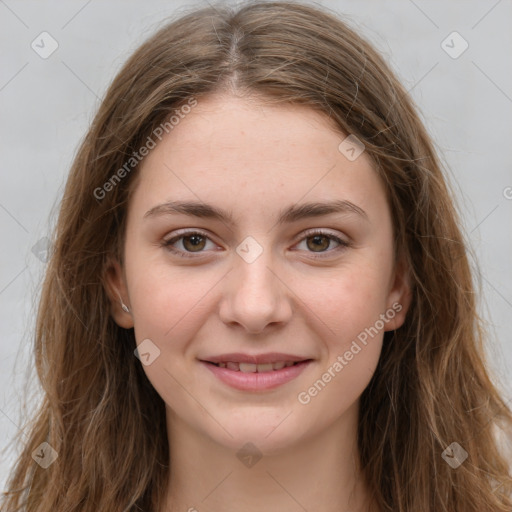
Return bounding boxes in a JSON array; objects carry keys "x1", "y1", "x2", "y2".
[
  {"x1": 129, "y1": 264, "x2": 212, "y2": 344},
  {"x1": 296, "y1": 260, "x2": 392, "y2": 341},
  {"x1": 126, "y1": 262, "x2": 216, "y2": 419},
  {"x1": 294, "y1": 266, "x2": 389, "y2": 405},
  {"x1": 306, "y1": 284, "x2": 385, "y2": 384},
  {"x1": 291, "y1": 261, "x2": 390, "y2": 409}
]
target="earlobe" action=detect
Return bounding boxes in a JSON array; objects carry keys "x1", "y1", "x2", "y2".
[
  {"x1": 103, "y1": 258, "x2": 134, "y2": 329},
  {"x1": 384, "y1": 256, "x2": 412, "y2": 332}
]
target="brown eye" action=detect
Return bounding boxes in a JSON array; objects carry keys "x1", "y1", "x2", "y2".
[
  {"x1": 294, "y1": 230, "x2": 350, "y2": 258},
  {"x1": 182, "y1": 234, "x2": 207, "y2": 252},
  {"x1": 162, "y1": 231, "x2": 216, "y2": 258},
  {"x1": 306, "y1": 234, "x2": 331, "y2": 252}
]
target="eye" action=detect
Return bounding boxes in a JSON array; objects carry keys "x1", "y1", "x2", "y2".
[
  {"x1": 294, "y1": 229, "x2": 350, "y2": 258},
  {"x1": 162, "y1": 230, "x2": 217, "y2": 258},
  {"x1": 162, "y1": 229, "x2": 350, "y2": 259}
]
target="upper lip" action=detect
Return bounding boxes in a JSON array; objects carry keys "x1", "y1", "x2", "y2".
[{"x1": 200, "y1": 353, "x2": 311, "y2": 364}]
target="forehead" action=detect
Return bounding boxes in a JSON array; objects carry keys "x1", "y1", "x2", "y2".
[
  {"x1": 129, "y1": 94, "x2": 387, "y2": 223},
  {"x1": 159, "y1": 94, "x2": 345, "y2": 162}
]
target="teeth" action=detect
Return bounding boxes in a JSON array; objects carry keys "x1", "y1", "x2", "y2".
[
  {"x1": 256, "y1": 363, "x2": 274, "y2": 373},
  {"x1": 239, "y1": 363, "x2": 257, "y2": 373},
  {"x1": 215, "y1": 361, "x2": 299, "y2": 372}
]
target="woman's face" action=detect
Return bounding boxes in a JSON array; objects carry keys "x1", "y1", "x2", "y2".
[{"x1": 108, "y1": 94, "x2": 410, "y2": 453}]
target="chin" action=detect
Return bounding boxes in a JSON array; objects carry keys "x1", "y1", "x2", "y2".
[{"x1": 208, "y1": 412, "x2": 309, "y2": 455}]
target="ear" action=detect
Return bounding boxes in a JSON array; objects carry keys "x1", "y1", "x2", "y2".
[
  {"x1": 103, "y1": 258, "x2": 134, "y2": 329},
  {"x1": 384, "y1": 254, "x2": 412, "y2": 332}
]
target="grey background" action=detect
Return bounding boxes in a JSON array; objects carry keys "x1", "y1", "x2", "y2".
[{"x1": 1, "y1": 0, "x2": 511, "y2": 490}]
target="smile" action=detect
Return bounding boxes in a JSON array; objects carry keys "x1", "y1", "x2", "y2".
[
  {"x1": 200, "y1": 354, "x2": 313, "y2": 391},
  {"x1": 208, "y1": 361, "x2": 300, "y2": 372}
]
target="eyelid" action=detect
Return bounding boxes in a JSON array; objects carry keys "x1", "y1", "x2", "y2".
[
  {"x1": 162, "y1": 228, "x2": 212, "y2": 243},
  {"x1": 297, "y1": 227, "x2": 348, "y2": 243}
]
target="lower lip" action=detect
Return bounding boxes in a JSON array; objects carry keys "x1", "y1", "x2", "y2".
[{"x1": 201, "y1": 360, "x2": 312, "y2": 391}]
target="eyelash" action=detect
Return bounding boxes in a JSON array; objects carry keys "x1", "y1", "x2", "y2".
[{"x1": 161, "y1": 229, "x2": 350, "y2": 260}]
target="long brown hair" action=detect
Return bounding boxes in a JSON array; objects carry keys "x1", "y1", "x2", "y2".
[{"x1": 2, "y1": 1, "x2": 511, "y2": 510}]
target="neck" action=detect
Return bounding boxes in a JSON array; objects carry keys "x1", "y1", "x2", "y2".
[{"x1": 161, "y1": 401, "x2": 377, "y2": 512}]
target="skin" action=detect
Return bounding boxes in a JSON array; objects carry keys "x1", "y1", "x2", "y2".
[{"x1": 106, "y1": 93, "x2": 411, "y2": 512}]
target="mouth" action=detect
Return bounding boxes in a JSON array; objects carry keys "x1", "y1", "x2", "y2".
[
  {"x1": 204, "y1": 360, "x2": 305, "y2": 372},
  {"x1": 199, "y1": 354, "x2": 313, "y2": 391}
]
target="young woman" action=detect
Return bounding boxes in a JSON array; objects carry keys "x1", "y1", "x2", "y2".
[{"x1": 2, "y1": 1, "x2": 511, "y2": 511}]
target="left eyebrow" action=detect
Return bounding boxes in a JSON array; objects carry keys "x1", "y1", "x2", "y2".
[
  {"x1": 143, "y1": 199, "x2": 369, "y2": 225},
  {"x1": 275, "y1": 199, "x2": 368, "y2": 225}
]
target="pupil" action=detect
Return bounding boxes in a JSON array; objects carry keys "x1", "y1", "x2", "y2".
[
  {"x1": 309, "y1": 235, "x2": 328, "y2": 252},
  {"x1": 184, "y1": 235, "x2": 205, "y2": 251}
]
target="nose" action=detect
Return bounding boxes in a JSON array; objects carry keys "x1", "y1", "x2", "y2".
[{"x1": 218, "y1": 246, "x2": 293, "y2": 334}]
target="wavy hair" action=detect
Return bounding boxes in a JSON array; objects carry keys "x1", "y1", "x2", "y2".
[{"x1": 2, "y1": 1, "x2": 511, "y2": 510}]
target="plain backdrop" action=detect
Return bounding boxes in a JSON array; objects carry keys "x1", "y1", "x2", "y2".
[{"x1": 1, "y1": 0, "x2": 511, "y2": 490}]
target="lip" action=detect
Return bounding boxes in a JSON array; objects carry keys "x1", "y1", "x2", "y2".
[
  {"x1": 201, "y1": 352, "x2": 309, "y2": 365},
  {"x1": 200, "y1": 357, "x2": 313, "y2": 391}
]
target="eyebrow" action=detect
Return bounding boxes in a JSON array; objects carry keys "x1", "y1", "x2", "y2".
[{"x1": 144, "y1": 199, "x2": 368, "y2": 225}]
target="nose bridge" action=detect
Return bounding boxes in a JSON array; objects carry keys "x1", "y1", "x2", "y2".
[
  {"x1": 237, "y1": 249, "x2": 278, "y2": 300},
  {"x1": 219, "y1": 236, "x2": 292, "y2": 332}
]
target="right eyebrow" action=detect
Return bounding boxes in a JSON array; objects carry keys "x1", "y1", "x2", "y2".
[{"x1": 144, "y1": 200, "x2": 234, "y2": 223}]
